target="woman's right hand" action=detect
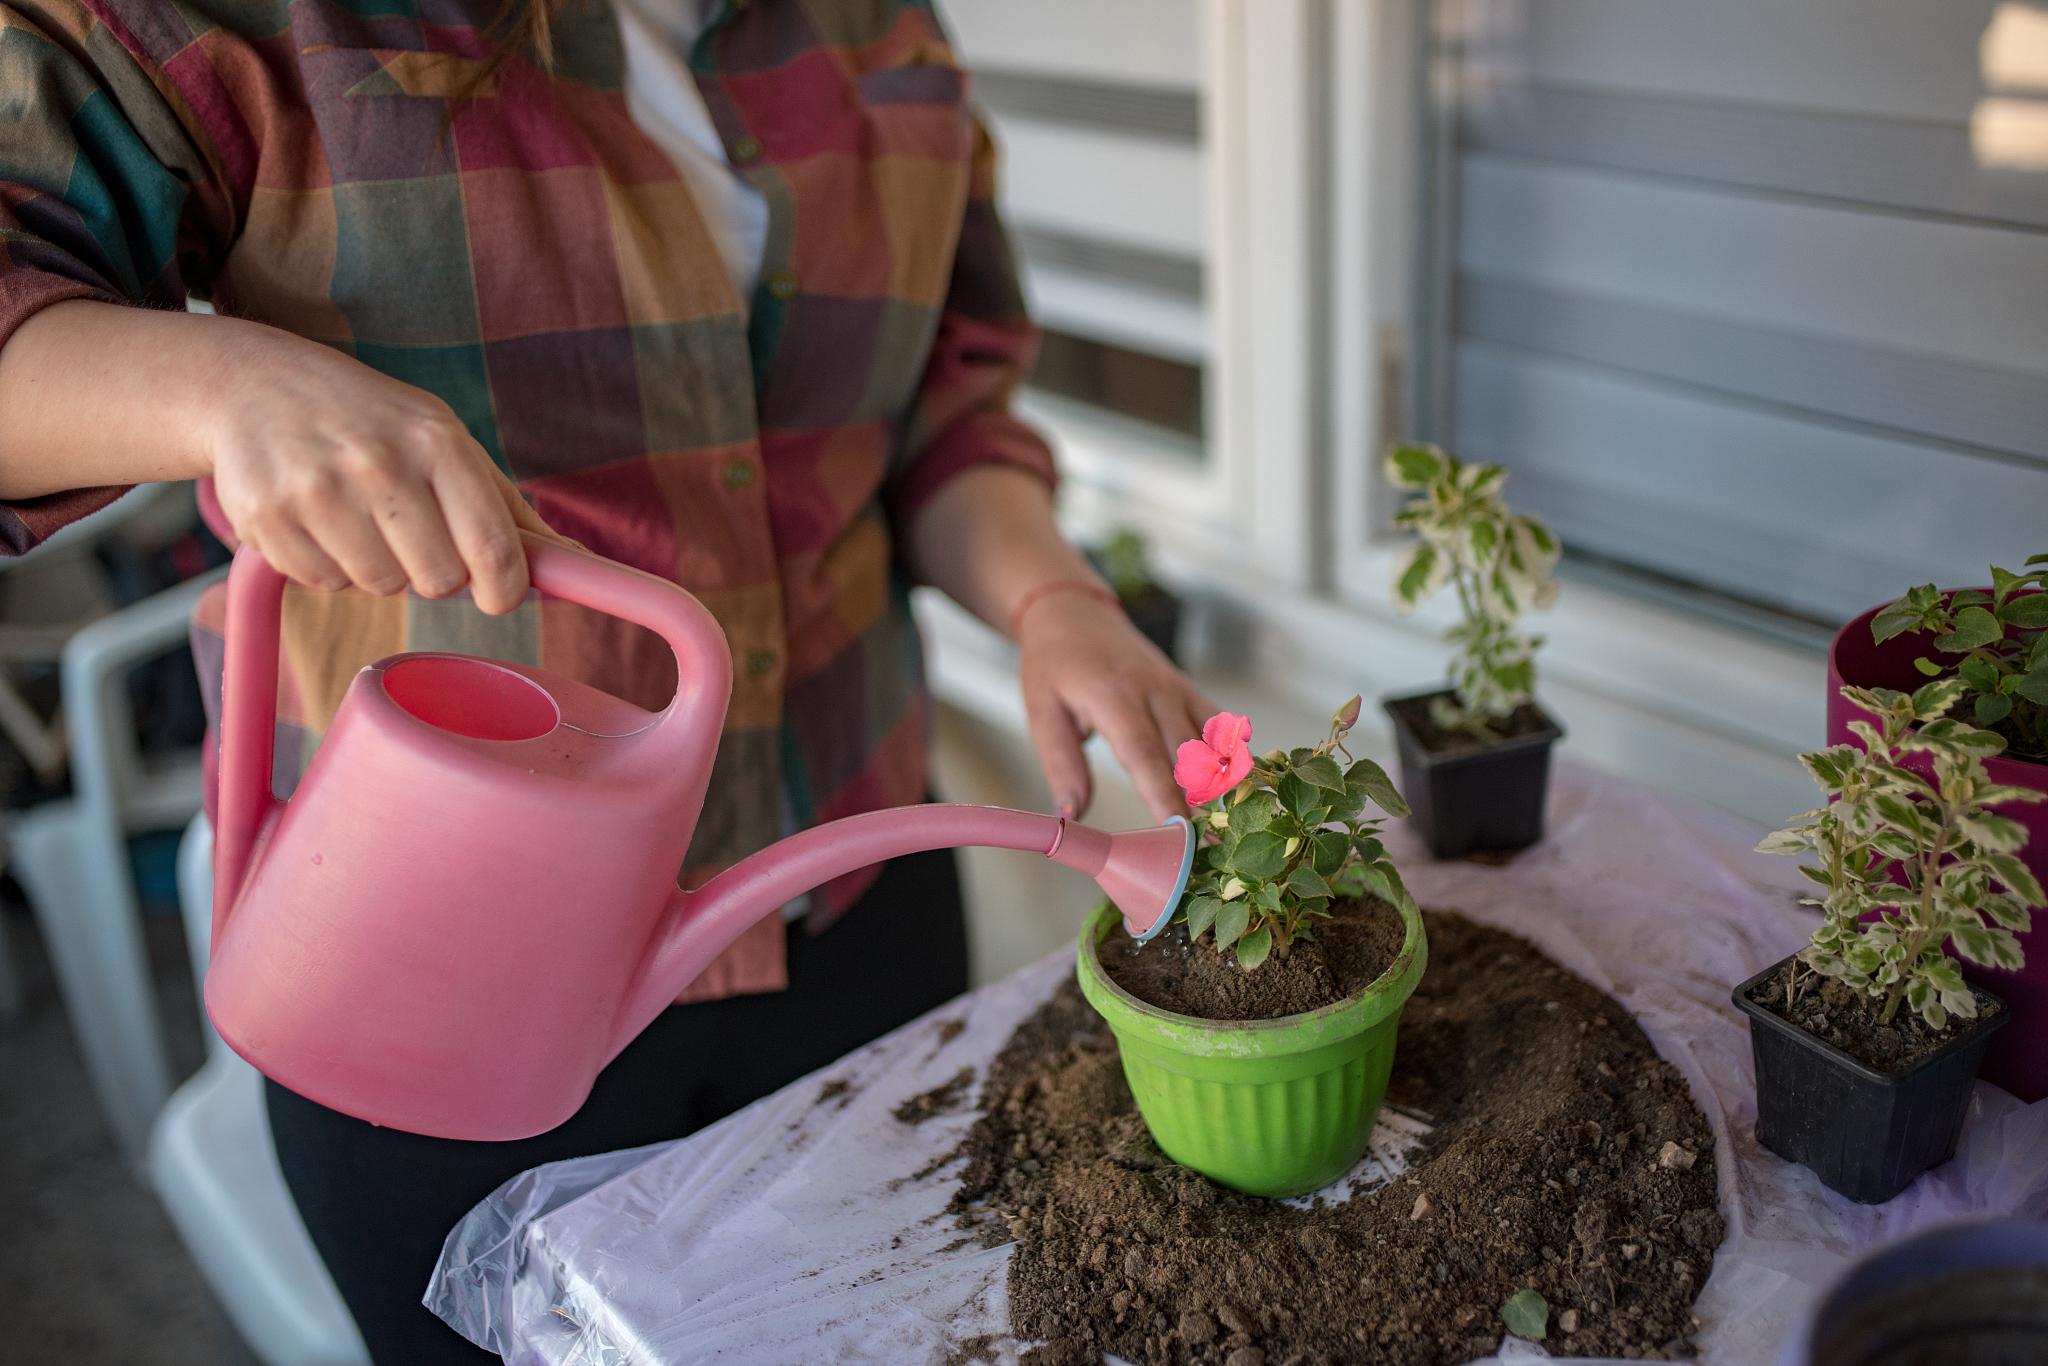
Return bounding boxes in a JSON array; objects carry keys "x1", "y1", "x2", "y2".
[{"x1": 204, "y1": 323, "x2": 562, "y2": 615}]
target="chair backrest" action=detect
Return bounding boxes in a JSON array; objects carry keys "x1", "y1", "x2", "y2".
[{"x1": 177, "y1": 813, "x2": 225, "y2": 1058}]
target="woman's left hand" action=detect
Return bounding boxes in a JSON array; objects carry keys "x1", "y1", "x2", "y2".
[{"x1": 1016, "y1": 590, "x2": 1217, "y2": 824}]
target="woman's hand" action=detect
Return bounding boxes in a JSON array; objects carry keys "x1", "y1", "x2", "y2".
[
  {"x1": 204, "y1": 323, "x2": 561, "y2": 615},
  {"x1": 1016, "y1": 589, "x2": 1216, "y2": 823}
]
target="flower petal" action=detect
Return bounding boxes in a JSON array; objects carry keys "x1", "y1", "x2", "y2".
[
  {"x1": 1200, "y1": 711, "x2": 1253, "y2": 756},
  {"x1": 1174, "y1": 738, "x2": 1225, "y2": 803}
]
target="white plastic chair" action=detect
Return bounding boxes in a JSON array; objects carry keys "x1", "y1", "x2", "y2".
[
  {"x1": 151, "y1": 813, "x2": 370, "y2": 1366},
  {"x1": 0, "y1": 484, "x2": 191, "y2": 1035},
  {"x1": 5, "y1": 559, "x2": 218, "y2": 1162}
]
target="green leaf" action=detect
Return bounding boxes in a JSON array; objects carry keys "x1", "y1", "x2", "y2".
[
  {"x1": 1952, "y1": 922, "x2": 1997, "y2": 965},
  {"x1": 1961, "y1": 656, "x2": 2001, "y2": 693},
  {"x1": 1934, "y1": 605, "x2": 2003, "y2": 652},
  {"x1": 1873, "y1": 793, "x2": 1936, "y2": 841},
  {"x1": 1912, "y1": 657, "x2": 1945, "y2": 677},
  {"x1": 2014, "y1": 668, "x2": 2048, "y2": 706},
  {"x1": 1344, "y1": 758, "x2": 1410, "y2": 818},
  {"x1": 1977, "y1": 693, "x2": 2015, "y2": 728},
  {"x1": 1984, "y1": 850, "x2": 2046, "y2": 906},
  {"x1": 1999, "y1": 593, "x2": 2048, "y2": 629},
  {"x1": 1232, "y1": 831, "x2": 1289, "y2": 881},
  {"x1": 1184, "y1": 896, "x2": 1223, "y2": 941},
  {"x1": 1287, "y1": 866, "x2": 1333, "y2": 900},
  {"x1": 1271, "y1": 773, "x2": 1313, "y2": 822},
  {"x1": 1910, "y1": 678, "x2": 1968, "y2": 720},
  {"x1": 1234, "y1": 925, "x2": 1272, "y2": 970},
  {"x1": 1385, "y1": 443, "x2": 1447, "y2": 489},
  {"x1": 1756, "y1": 829, "x2": 1810, "y2": 857},
  {"x1": 1310, "y1": 830, "x2": 1349, "y2": 878},
  {"x1": 1292, "y1": 753, "x2": 1346, "y2": 793},
  {"x1": 1870, "y1": 599, "x2": 1929, "y2": 643},
  {"x1": 1213, "y1": 900, "x2": 1250, "y2": 951},
  {"x1": 1501, "y1": 1289, "x2": 1548, "y2": 1342},
  {"x1": 1393, "y1": 542, "x2": 1439, "y2": 609},
  {"x1": 1229, "y1": 789, "x2": 1279, "y2": 836}
]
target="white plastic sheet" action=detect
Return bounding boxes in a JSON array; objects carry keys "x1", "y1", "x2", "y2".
[{"x1": 428, "y1": 765, "x2": 2048, "y2": 1363}]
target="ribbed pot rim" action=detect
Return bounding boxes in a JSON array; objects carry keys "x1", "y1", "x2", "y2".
[{"x1": 1076, "y1": 895, "x2": 1428, "y2": 1059}]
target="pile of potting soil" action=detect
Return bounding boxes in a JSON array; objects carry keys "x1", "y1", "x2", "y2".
[{"x1": 948, "y1": 912, "x2": 1724, "y2": 1365}]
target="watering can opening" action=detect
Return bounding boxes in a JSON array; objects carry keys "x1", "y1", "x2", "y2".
[{"x1": 380, "y1": 655, "x2": 562, "y2": 743}]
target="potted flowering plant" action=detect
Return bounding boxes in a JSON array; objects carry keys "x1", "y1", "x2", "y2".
[
  {"x1": 1380, "y1": 444, "x2": 1564, "y2": 858},
  {"x1": 1738, "y1": 681, "x2": 2041, "y2": 1203},
  {"x1": 1831, "y1": 554, "x2": 2048, "y2": 1100},
  {"x1": 1088, "y1": 526, "x2": 1183, "y2": 662},
  {"x1": 1075, "y1": 697, "x2": 1428, "y2": 1198}
]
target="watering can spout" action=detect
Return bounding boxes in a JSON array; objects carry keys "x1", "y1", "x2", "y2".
[{"x1": 607, "y1": 807, "x2": 1196, "y2": 1057}]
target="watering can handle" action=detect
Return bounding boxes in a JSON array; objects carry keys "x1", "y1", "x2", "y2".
[{"x1": 215, "y1": 532, "x2": 735, "y2": 941}]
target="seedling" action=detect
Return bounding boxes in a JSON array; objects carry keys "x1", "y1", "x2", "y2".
[
  {"x1": 1385, "y1": 444, "x2": 1560, "y2": 741},
  {"x1": 1172, "y1": 697, "x2": 1413, "y2": 968}
]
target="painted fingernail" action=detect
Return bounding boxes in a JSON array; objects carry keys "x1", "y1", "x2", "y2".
[{"x1": 1058, "y1": 797, "x2": 1079, "y2": 820}]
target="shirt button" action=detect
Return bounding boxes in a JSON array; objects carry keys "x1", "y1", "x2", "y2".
[
  {"x1": 732, "y1": 134, "x2": 763, "y2": 163},
  {"x1": 746, "y1": 649, "x2": 778, "y2": 677},
  {"x1": 766, "y1": 269, "x2": 799, "y2": 301},
  {"x1": 722, "y1": 459, "x2": 755, "y2": 489}
]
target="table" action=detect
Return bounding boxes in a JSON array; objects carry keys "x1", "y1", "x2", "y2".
[{"x1": 426, "y1": 765, "x2": 2048, "y2": 1363}]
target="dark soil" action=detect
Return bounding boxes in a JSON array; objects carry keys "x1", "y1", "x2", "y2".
[
  {"x1": 815, "y1": 1078, "x2": 854, "y2": 1109},
  {"x1": 1098, "y1": 897, "x2": 1407, "y2": 1022},
  {"x1": 949, "y1": 912, "x2": 1723, "y2": 1365},
  {"x1": 1389, "y1": 692, "x2": 1555, "y2": 758},
  {"x1": 895, "y1": 1067, "x2": 977, "y2": 1126},
  {"x1": 1745, "y1": 960, "x2": 2004, "y2": 1074}
]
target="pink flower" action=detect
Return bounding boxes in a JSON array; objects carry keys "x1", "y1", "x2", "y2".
[{"x1": 1175, "y1": 712, "x2": 1254, "y2": 806}]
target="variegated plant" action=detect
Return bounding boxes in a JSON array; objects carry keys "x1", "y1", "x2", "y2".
[
  {"x1": 1384, "y1": 444, "x2": 1560, "y2": 740},
  {"x1": 1757, "y1": 680, "x2": 2044, "y2": 1029}
]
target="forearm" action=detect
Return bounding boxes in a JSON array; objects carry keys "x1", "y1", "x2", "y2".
[
  {"x1": 0, "y1": 300, "x2": 246, "y2": 498},
  {"x1": 900, "y1": 466, "x2": 1103, "y2": 637}
]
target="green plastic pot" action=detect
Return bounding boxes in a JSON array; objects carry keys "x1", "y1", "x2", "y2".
[{"x1": 1075, "y1": 898, "x2": 1429, "y2": 1198}]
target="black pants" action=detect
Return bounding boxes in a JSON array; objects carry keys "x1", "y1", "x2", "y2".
[{"x1": 268, "y1": 848, "x2": 968, "y2": 1364}]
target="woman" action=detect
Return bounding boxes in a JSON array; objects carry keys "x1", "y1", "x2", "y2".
[{"x1": 0, "y1": 0, "x2": 1210, "y2": 1357}]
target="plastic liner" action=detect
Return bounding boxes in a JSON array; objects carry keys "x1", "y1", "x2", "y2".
[{"x1": 428, "y1": 765, "x2": 2048, "y2": 1364}]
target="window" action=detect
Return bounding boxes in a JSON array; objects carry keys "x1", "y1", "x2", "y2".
[
  {"x1": 1405, "y1": 0, "x2": 2048, "y2": 627},
  {"x1": 941, "y1": 0, "x2": 1208, "y2": 450}
]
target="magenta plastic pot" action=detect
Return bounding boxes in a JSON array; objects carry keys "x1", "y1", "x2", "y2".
[
  {"x1": 1779, "y1": 1216, "x2": 2048, "y2": 1366},
  {"x1": 1829, "y1": 597, "x2": 2048, "y2": 1102}
]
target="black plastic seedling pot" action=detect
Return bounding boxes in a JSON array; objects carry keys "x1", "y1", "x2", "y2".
[
  {"x1": 1381, "y1": 688, "x2": 1561, "y2": 860},
  {"x1": 1733, "y1": 957, "x2": 2006, "y2": 1205},
  {"x1": 1123, "y1": 588, "x2": 1183, "y2": 664}
]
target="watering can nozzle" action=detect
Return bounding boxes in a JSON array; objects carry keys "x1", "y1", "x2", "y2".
[{"x1": 1050, "y1": 813, "x2": 1194, "y2": 944}]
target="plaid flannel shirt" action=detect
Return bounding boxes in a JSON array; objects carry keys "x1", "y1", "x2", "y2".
[{"x1": 0, "y1": 0, "x2": 1055, "y2": 1000}]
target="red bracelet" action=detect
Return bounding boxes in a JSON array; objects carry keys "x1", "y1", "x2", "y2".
[{"x1": 1008, "y1": 579, "x2": 1121, "y2": 638}]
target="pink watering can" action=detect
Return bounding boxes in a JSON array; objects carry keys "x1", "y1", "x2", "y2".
[{"x1": 206, "y1": 534, "x2": 1193, "y2": 1140}]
